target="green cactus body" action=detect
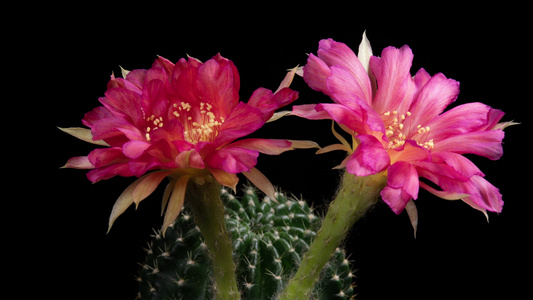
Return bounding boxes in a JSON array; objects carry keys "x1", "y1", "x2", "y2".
[{"x1": 137, "y1": 187, "x2": 355, "y2": 300}]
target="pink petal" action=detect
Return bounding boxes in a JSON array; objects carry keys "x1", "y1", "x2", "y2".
[
  {"x1": 388, "y1": 140, "x2": 431, "y2": 164},
  {"x1": 462, "y1": 176, "x2": 503, "y2": 213},
  {"x1": 407, "y1": 73, "x2": 460, "y2": 129},
  {"x1": 196, "y1": 57, "x2": 239, "y2": 116},
  {"x1": 204, "y1": 147, "x2": 259, "y2": 173},
  {"x1": 101, "y1": 88, "x2": 144, "y2": 125},
  {"x1": 82, "y1": 106, "x2": 113, "y2": 128},
  {"x1": 370, "y1": 45, "x2": 416, "y2": 114},
  {"x1": 380, "y1": 186, "x2": 413, "y2": 215},
  {"x1": 87, "y1": 164, "x2": 133, "y2": 183},
  {"x1": 215, "y1": 102, "x2": 263, "y2": 145},
  {"x1": 315, "y1": 103, "x2": 369, "y2": 134},
  {"x1": 151, "y1": 56, "x2": 174, "y2": 79},
  {"x1": 123, "y1": 140, "x2": 151, "y2": 159},
  {"x1": 303, "y1": 53, "x2": 331, "y2": 94},
  {"x1": 174, "y1": 149, "x2": 206, "y2": 169},
  {"x1": 247, "y1": 87, "x2": 298, "y2": 122},
  {"x1": 432, "y1": 151, "x2": 484, "y2": 178},
  {"x1": 426, "y1": 102, "x2": 496, "y2": 141},
  {"x1": 318, "y1": 39, "x2": 373, "y2": 104},
  {"x1": 432, "y1": 130, "x2": 504, "y2": 160},
  {"x1": 386, "y1": 161, "x2": 419, "y2": 198},
  {"x1": 291, "y1": 104, "x2": 332, "y2": 120},
  {"x1": 88, "y1": 147, "x2": 127, "y2": 168},
  {"x1": 346, "y1": 134, "x2": 390, "y2": 176},
  {"x1": 419, "y1": 181, "x2": 470, "y2": 200},
  {"x1": 326, "y1": 65, "x2": 371, "y2": 109}
]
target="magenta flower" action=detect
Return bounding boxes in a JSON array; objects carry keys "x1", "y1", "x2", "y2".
[
  {"x1": 61, "y1": 53, "x2": 313, "y2": 231},
  {"x1": 294, "y1": 33, "x2": 515, "y2": 226}
]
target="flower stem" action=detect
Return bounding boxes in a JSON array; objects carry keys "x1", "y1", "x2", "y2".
[
  {"x1": 186, "y1": 179, "x2": 241, "y2": 300},
  {"x1": 278, "y1": 171, "x2": 387, "y2": 300}
]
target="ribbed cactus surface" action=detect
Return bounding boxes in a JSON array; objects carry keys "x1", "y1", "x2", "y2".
[{"x1": 137, "y1": 187, "x2": 355, "y2": 299}]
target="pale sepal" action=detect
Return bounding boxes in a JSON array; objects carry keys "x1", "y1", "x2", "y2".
[
  {"x1": 58, "y1": 127, "x2": 110, "y2": 146},
  {"x1": 275, "y1": 66, "x2": 300, "y2": 93},
  {"x1": 161, "y1": 175, "x2": 190, "y2": 236},
  {"x1": 419, "y1": 182, "x2": 470, "y2": 200},
  {"x1": 107, "y1": 173, "x2": 152, "y2": 233},
  {"x1": 288, "y1": 140, "x2": 321, "y2": 150},
  {"x1": 357, "y1": 31, "x2": 373, "y2": 74},
  {"x1": 493, "y1": 121, "x2": 520, "y2": 130},
  {"x1": 267, "y1": 110, "x2": 292, "y2": 123},
  {"x1": 404, "y1": 200, "x2": 418, "y2": 238},
  {"x1": 132, "y1": 171, "x2": 172, "y2": 207},
  {"x1": 316, "y1": 143, "x2": 352, "y2": 155},
  {"x1": 120, "y1": 66, "x2": 130, "y2": 78},
  {"x1": 62, "y1": 156, "x2": 94, "y2": 169},
  {"x1": 242, "y1": 167, "x2": 277, "y2": 203}
]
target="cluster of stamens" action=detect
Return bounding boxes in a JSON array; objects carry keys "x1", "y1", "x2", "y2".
[
  {"x1": 145, "y1": 115, "x2": 164, "y2": 142},
  {"x1": 382, "y1": 110, "x2": 434, "y2": 150},
  {"x1": 143, "y1": 101, "x2": 224, "y2": 144}
]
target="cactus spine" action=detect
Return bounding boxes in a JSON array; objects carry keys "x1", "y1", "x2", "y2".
[{"x1": 137, "y1": 186, "x2": 356, "y2": 299}]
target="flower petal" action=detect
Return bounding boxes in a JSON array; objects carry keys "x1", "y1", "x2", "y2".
[
  {"x1": 346, "y1": 134, "x2": 390, "y2": 176},
  {"x1": 303, "y1": 53, "x2": 331, "y2": 94},
  {"x1": 462, "y1": 175, "x2": 503, "y2": 213},
  {"x1": 380, "y1": 161, "x2": 419, "y2": 215},
  {"x1": 407, "y1": 73, "x2": 460, "y2": 129},
  {"x1": 370, "y1": 45, "x2": 416, "y2": 114},
  {"x1": 215, "y1": 102, "x2": 263, "y2": 145},
  {"x1": 432, "y1": 130, "x2": 504, "y2": 160},
  {"x1": 291, "y1": 104, "x2": 332, "y2": 120},
  {"x1": 204, "y1": 147, "x2": 259, "y2": 173},
  {"x1": 317, "y1": 39, "x2": 372, "y2": 104},
  {"x1": 426, "y1": 102, "x2": 497, "y2": 141},
  {"x1": 122, "y1": 140, "x2": 151, "y2": 159},
  {"x1": 196, "y1": 56, "x2": 239, "y2": 116}
]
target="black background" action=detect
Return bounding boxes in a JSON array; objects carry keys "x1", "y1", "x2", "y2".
[{"x1": 16, "y1": 3, "x2": 530, "y2": 300}]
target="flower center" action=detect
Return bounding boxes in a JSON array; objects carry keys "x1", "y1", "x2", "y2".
[
  {"x1": 173, "y1": 101, "x2": 224, "y2": 144},
  {"x1": 382, "y1": 111, "x2": 434, "y2": 150}
]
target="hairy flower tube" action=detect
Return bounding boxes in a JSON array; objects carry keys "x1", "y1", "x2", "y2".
[
  {"x1": 293, "y1": 32, "x2": 515, "y2": 229},
  {"x1": 60, "y1": 53, "x2": 315, "y2": 233}
]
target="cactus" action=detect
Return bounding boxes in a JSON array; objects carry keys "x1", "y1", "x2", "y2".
[{"x1": 137, "y1": 187, "x2": 355, "y2": 300}]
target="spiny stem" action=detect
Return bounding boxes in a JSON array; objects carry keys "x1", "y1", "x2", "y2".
[
  {"x1": 186, "y1": 179, "x2": 240, "y2": 300},
  {"x1": 278, "y1": 171, "x2": 387, "y2": 300}
]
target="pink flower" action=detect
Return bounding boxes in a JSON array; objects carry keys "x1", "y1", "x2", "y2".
[
  {"x1": 294, "y1": 33, "x2": 515, "y2": 226},
  {"x1": 61, "y1": 54, "x2": 314, "y2": 231}
]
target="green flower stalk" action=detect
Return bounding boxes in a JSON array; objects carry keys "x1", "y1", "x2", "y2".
[
  {"x1": 185, "y1": 179, "x2": 240, "y2": 300},
  {"x1": 278, "y1": 171, "x2": 387, "y2": 300}
]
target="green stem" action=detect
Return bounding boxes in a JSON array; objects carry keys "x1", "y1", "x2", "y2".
[
  {"x1": 278, "y1": 171, "x2": 387, "y2": 300},
  {"x1": 186, "y1": 179, "x2": 241, "y2": 300}
]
